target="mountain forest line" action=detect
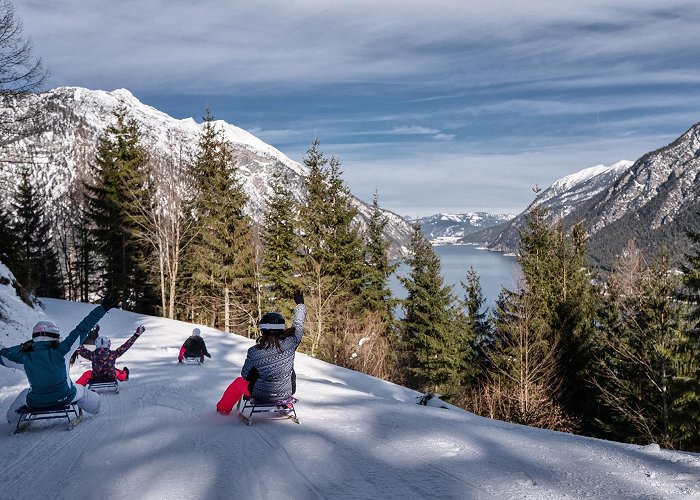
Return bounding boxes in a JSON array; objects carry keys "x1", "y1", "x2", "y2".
[{"x1": 2, "y1": 107, "x2": 700, "y2": 452}]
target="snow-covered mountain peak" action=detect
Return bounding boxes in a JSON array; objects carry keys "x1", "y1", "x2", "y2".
[
  {"x1": 0, "y1": 86, "x2": 412, "y2": 257},
  {"x1": 548, "y1": 161, "x2": 633, "y2": 195}
]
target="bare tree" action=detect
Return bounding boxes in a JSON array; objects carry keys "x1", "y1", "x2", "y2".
[
  {"x1": 129, "y1": 137, "x2": 197, "y2": 318},
  {"x1": 336, "y1": 309, "x2": 396, "y2": 381},
  {"x1": 468, "y1": 287, "x2": 577, "y2": 432},
  {"x1": 615, "y1": 239, "x2": 647, "y2": 297},
  {"x1": 0, "y1": 0, "x2": 48, "y2": 143}
]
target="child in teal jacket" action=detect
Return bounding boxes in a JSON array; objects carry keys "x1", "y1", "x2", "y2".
[{"x1": 0, "y1": 295, "x2": 118, "y2": 422}]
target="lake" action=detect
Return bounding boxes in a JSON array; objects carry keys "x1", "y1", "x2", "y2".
[{"x1": 390, "y1": 244, "x2": 519, "y2": 314}]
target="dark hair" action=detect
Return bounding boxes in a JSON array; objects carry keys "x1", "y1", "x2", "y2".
[{"x1": 256, "y1": 331, "x2": 283, "y2": 352}]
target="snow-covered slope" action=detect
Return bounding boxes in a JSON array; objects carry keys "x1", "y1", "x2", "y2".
[
  {"x1": 0, "y1": 87, "x2": 411, "y2": 257},
  {"x1": 1, "y1": 295, "x2": 698, "y2": 499},
  {"x1": 0, "y1": 262, "x2": 49, "y2": 388}
]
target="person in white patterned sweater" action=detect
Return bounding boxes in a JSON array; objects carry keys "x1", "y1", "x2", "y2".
[{"x1": 216, "y1": 290, "x2": 306, "y2": 415}]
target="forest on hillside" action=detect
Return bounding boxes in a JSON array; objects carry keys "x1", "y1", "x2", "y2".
[{"x1": 2, "y1": 105, "x2": 700, "y2": 452}]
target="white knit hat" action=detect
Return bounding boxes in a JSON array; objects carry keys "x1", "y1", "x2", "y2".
[{"x1": 96, "y1": 336, "x2": 111, "y2": 349}]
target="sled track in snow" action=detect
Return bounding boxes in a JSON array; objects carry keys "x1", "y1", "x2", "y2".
[
  {"x1": 250, "y1": 424, "x2": 328, "y2": 500},
  {"x1": 1, "y1": 412, "x2": 93, "y2": 496}
]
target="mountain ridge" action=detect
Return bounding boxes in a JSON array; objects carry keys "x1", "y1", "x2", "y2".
[
  {"x1": 0, "y1": 86, "x2": 412, "y2": 257},
  {"x1": 464, "y1": 123, "x2": 700, "y2": 267}
]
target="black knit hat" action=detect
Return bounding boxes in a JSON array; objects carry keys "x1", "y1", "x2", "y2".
[{"x1": 259, "y1": 312, "x2": 285, "y2": 334}]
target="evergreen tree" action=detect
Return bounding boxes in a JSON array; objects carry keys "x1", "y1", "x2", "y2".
[
  {"x1": 594, "y1": 250, "x2": 695, "y2": 449},
  {"x1": 460, "y1": 266, "x2": 491, "y2": 379},
  {"x1": 186, "y1": 110, "x2": 256, "y2": 333},
  {"x1": 360, "y1": 192, "x2": 398, "y2": 324},
  {"x1": 400, "y1": 223, "x2": 465, "y2": 396},
  {"x1": 10, "y1": 168, "x2": 62, "y2": 297},
  {"x1": 84, "y1": 106, "x2": 155, "y2": 310},
  {"x1": 325, "y1": 156, "x2": 364, "y2": 298},
  {"x1": 506, "y1": 196, "x2": 598, "y2": 429},
  {"x1": 297, "y1": 140, "x2": 365, "y2": 361},
  {"x1": 261, "y1": 168, "x2": 301, "y2": 319},
  {"x1": 482, "y1": 285, "x2": 576, "y2": 431},
  {"x1": 0, "y1": 202, "x2": 19, "y2": 267},
  {"x1": 461, "y1": 266, "x2": 492, "y2": 344},
  {"x1": 675, "y1": 227, "x2": 700, "y2": 450}
]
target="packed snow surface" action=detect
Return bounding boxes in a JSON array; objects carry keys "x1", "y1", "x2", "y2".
[{"x1": 1, "y1": 298, "x2": 699, "y2": 499}]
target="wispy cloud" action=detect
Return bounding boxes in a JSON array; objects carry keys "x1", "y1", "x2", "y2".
[{"x1": 15, "y1": 0, "x2": 700, "y2": 214}]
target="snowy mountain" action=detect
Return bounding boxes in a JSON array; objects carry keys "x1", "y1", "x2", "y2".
[
  {"x1": 1, "y1": 283, "x2": 699, "y2": 498},
  {"x1": 0, "y1": 87, "x2": 412, "y2": 257},
  {"x1": 413, "y1": 212, "x2": 515, "y2": 245},
  {"x1": 465, "y1": 160, "x2": 633, "y2": 255},
  {"x1": 466, "y1": 122, "x2": 700, "y2": 266}
]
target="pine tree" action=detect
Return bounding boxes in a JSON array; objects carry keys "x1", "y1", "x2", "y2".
[
  {"x1": 325, "y1": 156, "x2": 364, "y2": 298},
  {"x1": 675, "y1": 227, "x2": 700, "y2": 450},
  {"x1": 400, "y1": 223, "x2": 464, "y2": 396},
  {"x1": 10, "y1": 168, "x2": 62, "y2": 297},
  {"x1": 460, "y1": 266, "x2": 491, "y2": 380},
  {"x1": 186, "y1": 110, "x2": 256, "y2": 333},
  {"x1": 84, "y1": 106, "x2": 154, "y2": 310},
  {"x1": 360, "y1": 192, "x2": 398, "y2": 324},
  {"x1": 0, "y1": 202, "x2": 19, "y2": 267},
  {"x1": 594, "y1": 249, "x2": 697, "y2": 450},
  {"x1": 261, "y1": 168, "x2": 302, "y2": 320},
  {"x1": 297, "y1": 140, "x2": 365, "y2": 362},
  {"x1": 481, "y1": 286, "x2": 576, "y2": 431},
  {"x1": 508, "y1": 196, "x2": 598, "y2": 428}
]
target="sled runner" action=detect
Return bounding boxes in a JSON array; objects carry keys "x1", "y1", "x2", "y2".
[
  {"x1": 87, "y1": 380, "x2": 119, "y2": 393},
  {"x1": 236, "y1": 395, "x2": 299, "y2": 426},
  {"x1": 183, "y1": 357, "x2": 202, "y2": 365},
  {"x1": 14, "y1": 403, "x2": 83, "y2": 434}
]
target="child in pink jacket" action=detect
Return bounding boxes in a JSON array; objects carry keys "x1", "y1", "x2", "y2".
[{"x1": 75, "y1": 326, "x2": 145, "y2": 385}]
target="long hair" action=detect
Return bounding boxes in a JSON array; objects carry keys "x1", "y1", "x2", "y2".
[{"x1": 255, "y1": 327, "x2": 295, "y2": 352}]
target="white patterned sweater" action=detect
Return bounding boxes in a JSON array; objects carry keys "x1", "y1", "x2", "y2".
[{"x1": 241, "y1": 304, "x2": 306, "y2": 400}]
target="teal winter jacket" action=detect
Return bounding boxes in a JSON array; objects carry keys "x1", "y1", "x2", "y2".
[{"x1": 0, "y1": 305, "x2": 107, "y2": 408}]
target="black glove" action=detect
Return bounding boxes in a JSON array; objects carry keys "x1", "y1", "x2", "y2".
[
  {"x1": 294, "y1": 289, "x2": 304, "y2": 305},
  {"x1": 101, "y1": 293, "x2": 119, "y2": 312},
  {"x1": 135, "y1": 325, "x2": 145, "y2": 336},
  {"x1": 21, "y1": 340, "x2": 34, "y2": 352}
]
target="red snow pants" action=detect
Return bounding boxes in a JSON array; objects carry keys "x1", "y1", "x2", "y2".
[
  {"x1": 76, "y1": 368, "x2": 128, "y2": 386},
  {"x1": 216, "y1": 377, "x2": 250, "y2": 414}
]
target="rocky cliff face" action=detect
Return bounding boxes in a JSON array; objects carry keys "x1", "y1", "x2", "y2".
[
  {"x1": 0, "y1": 87, "x2": 412, "y2": 257},
  {"x1": 466, "y1": 123, "x2": 700, "y2": 266}
]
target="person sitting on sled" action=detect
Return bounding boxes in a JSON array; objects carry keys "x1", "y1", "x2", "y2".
[
  {"x1": 69, "y1": 324, "x2": 100, "y2": 366},
  {"x1": 0, "y1": 294, "x2": 119, "y2": 422},
  {"x1": 216, "y1": 289, "x2": 306, "y2": 415},
  {"x1": 74, "y1": 325, "x2": 145, "y2": 385},
  {"x1": 178, "y1": 328, "x2": 211, "y2": 363}
]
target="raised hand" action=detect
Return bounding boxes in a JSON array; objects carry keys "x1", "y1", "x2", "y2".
[
  {"x1": 135, "y1": 325, "x2": 146, "y2": 336},
  {"x1": 101, "y1": 293, "x2": 120, "y2": 312}
]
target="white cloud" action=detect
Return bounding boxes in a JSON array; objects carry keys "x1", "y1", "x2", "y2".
[{"x1": 17, "y1": 1, "x2": 700, "y2": 93}]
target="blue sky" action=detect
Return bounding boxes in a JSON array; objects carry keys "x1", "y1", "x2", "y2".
[{"x1": 17, "y1": 0, "x2": 700, "y2": 216}]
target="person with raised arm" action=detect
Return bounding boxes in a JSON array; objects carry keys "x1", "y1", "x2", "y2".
[
  {"x1": 0, "y1": 294, "x2": 119, "y2": 422},
  {"x1": 216, "y1": 290, "x2": 306, "y2": 415}
]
